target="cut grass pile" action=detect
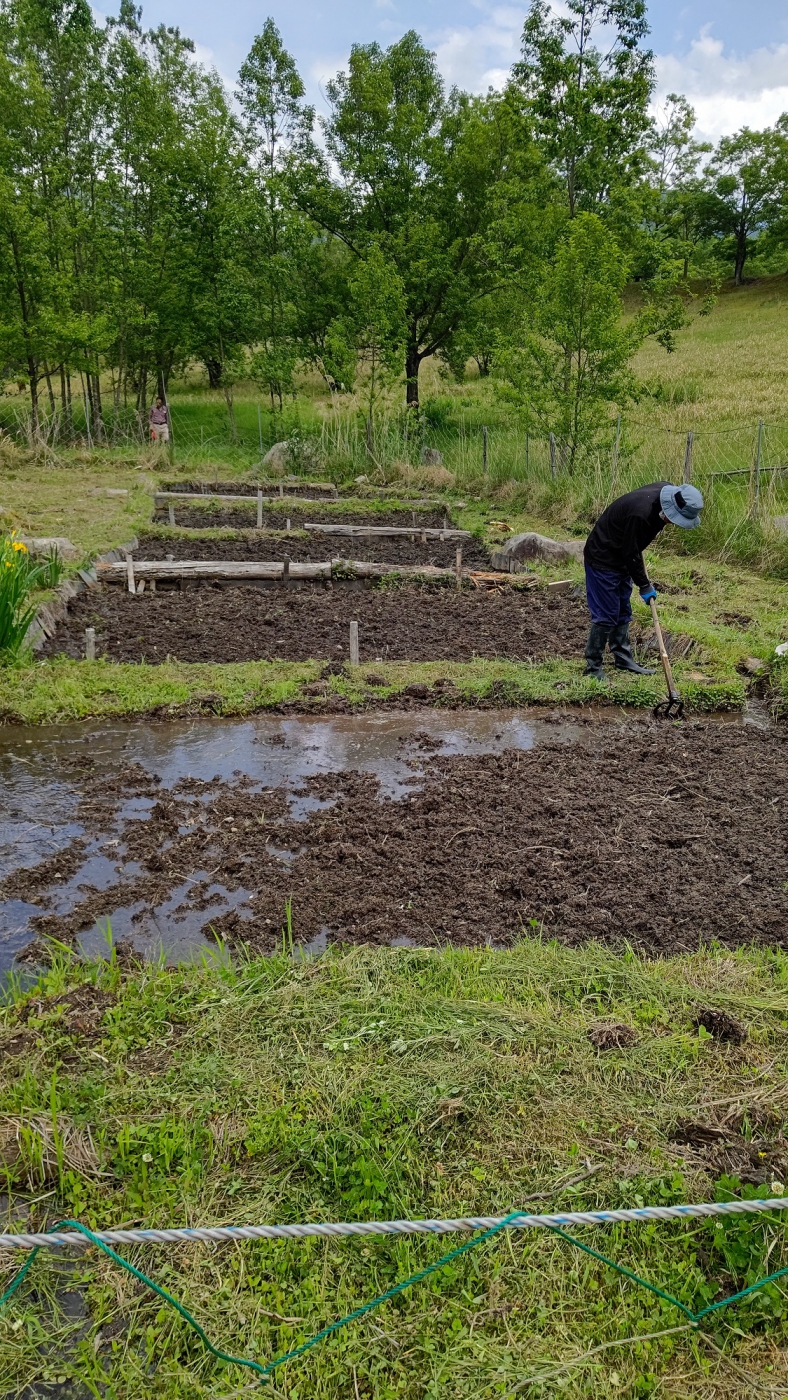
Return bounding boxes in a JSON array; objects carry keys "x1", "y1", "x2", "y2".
[{"x1": 2, "y1": 938, "x2": 788, "y2": 1396}]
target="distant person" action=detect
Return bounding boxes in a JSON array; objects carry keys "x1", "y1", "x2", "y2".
[
  {"x1": 149, "y1": 397, "x2": 170, "y2": 444},
  {"x1": 583, "y1": 482, "x2": 704, "y2": 679}
]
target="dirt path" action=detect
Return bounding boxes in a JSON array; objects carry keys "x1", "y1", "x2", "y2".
[
  {"x1": 6, "y1": 722, "x2": 785, "y2": 959},
  {"x1": 43, "y1": 583, "x2": 587, "y2": 664},
  {"x1": 134, "y1": 532, "x2": 493, "y2": 568}
]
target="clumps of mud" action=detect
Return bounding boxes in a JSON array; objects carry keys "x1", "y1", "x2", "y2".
[{"x1": 5, "y1": 723, "x2": 787, "y2": 962}]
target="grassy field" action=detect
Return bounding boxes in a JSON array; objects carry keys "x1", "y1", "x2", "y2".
[{"x1": 2, "y1": 938, "x2": 788, "y2": 1397}]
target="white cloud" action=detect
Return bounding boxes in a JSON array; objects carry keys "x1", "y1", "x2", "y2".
[
  {"x1": 655, "y1": 28, "x2": 788, "y2": 140},
  {"x1": 431, "y1": 4, "x2": 523, "y2": 93}
]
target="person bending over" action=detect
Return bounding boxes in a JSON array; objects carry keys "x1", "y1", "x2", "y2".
[{"x1": 583, "y1": 482, "x2": 703, "y2": 680}]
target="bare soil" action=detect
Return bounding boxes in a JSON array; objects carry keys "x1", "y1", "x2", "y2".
[
  {"x1": 42, "y1": 583, "x2": 586, "y2": 664},
  {"x1": 134, "y1": 532, "x2": 492, "y2": 569},
  {"x1": 6, "y1": 723, "x2": 786, "y2": 959},
  {"x1": 155, "y1": 506, "x2": 449, "y2": 529}
]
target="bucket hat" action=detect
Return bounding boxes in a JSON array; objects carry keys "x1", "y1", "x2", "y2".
[{"x1": 660, "y1": 483, "x2": 703, "y2": 529}]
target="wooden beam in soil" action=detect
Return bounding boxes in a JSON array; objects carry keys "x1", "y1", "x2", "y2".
[
  {"x1": 95, "y1": 558, "x2": 492, "y2": 583},
  {"x1": 303, "y1": 523, "x2": 470, "y2": 540}
]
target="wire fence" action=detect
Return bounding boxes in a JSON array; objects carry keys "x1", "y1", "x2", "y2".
[{"x1": 3, "y1": 397, "x2": 788, "y2": 517}]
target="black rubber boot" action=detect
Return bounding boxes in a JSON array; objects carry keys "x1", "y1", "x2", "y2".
[
  {"x1": 583, "y1": 623, "x2": 612, "y2": 680},
  {"x1": 609, "y1": 621, "x2": 655, "y2": 675}
]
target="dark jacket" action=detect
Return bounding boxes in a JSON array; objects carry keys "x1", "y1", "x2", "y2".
[{"x1": 583, "y1": 482, "x2": 667, "y2": 590}]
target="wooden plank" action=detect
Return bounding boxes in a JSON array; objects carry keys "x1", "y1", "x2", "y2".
[
  {"x1": 304, "y1": 523, "x2": 470, "y2": 540},
  {"x1": 97, "y1": 560, "x2": 331, "y2": 581}
]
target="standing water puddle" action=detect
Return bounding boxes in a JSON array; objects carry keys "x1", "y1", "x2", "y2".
[{"x1": 0, "y1": 706, "x2": 749, "y2": 970}]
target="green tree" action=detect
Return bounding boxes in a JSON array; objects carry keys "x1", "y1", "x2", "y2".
[
  {"x1": 299, "y1": 32, "x2": 517, "y2": 407},
  {"x1": 326, "y1": 242, "x2": 406, "y2": 447},
  {"x1": 513, "y1": 0, "x2": 654, "y2": 226},
  {"x1": 704, "y1": 123, "x2": 788, "y2": 284},
  {"x1": 497, "y1": 212, "x2": 652, "y2": 468},
  {"x1": 237, "y1": 19, "x2": 313, "y2": 409}
]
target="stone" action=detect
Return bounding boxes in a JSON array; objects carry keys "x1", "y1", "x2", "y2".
[
  {"x1": 21, "y1": 536, "x2": 79, "y2": 560},
  {"x1": 104, "y1": 488, "x2": 128, "y2": 497},
  {"x1": 404, "y1": 682, "x2": 430, "y2": 698},
  {"x1": 490, "y1": 532, "x2": 585, "y2": 571},
  {"x1": 422, "y1": 447, "x2": 443, "y2": 466},
  {"x1": 261, "y1": 442, "x2": 291, "y2": 474},
  {"x1": 740, "y1": 656, "x2": 768, "y2": 675}
]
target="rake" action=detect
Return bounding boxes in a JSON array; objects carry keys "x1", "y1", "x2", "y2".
[{"x1": 649, "y1": 597, "x2": 684, "y2": 719}]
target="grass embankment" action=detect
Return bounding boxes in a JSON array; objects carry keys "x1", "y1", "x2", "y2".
[{"x1": 2, "y1": 939, "x2": 788, "y2": 1396}]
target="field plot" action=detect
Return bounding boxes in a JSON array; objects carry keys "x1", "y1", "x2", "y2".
[
  {"x1": 134, "y1": 531, "x2": 493, "y2": 567},
  {"x1": 1, "y1": 713, "x2": 784, "y2": 965},
  {"x1": 42, "y1": 581, "x2": 583, "y2": 663},
  {"x1": 156, "y1": 504, "x2": 449, "y2": 529}
]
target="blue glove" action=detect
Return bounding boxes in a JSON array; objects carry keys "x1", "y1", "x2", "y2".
[{"x1": 639, "y1": 584, "x2": 657, "y2": 603}]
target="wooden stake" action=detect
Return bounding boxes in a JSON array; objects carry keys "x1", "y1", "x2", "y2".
[
  {"x1": 286, "y1": 518, "x2": 291, "y2": 531},
  {"x1": 683, "y1": 431, "x2": 694, "y2": 484},
  {"x1": 283, "y1": 553, "x2": 290, "y2": 585},
  {"x1": 456, "y1": 545, "x2": 463, "y2": 590},
  {"x1": 349, "y1": 620, "x2": 359, "y2": 666},
  {"x1": 150, "y1": 578, "x2": 156, "y2": 593},
  {"x1": 168, "y1": 502, "x2": 175, "y2": 527},
  {"x1": 279, "y1": 482, "x2": 283, "y2": 498},
  {"x1": 257, "y1": 488, "x2": 263, "y2": 528},
  {"x1": 85, "y1": 627, "x2": 96, "y2": 660},
  {"x1": 125, "y1": 552, "x2": 135, "y2": 594},
  {"x1": 549, "y1": 433, "x2": 557, "y2": 481},
  {"x1": 482, "y1": 424, "x2": 488, "y2": 476}
]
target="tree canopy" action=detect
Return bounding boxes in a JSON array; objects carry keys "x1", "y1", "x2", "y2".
[{"x1": 1, "y1": 0, "x2": 787, "y2": 443}]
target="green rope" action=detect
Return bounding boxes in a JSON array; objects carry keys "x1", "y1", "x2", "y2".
[
  {"x1": 0, "y1": 1219, "x2": 269, "y2": 1381},
  {"x1": 2, "y1": 1209, "x2": 788, "y2": 1386},
  {"x1": 254, "y1": 1209, "x2": 528, "y2": 1382}
]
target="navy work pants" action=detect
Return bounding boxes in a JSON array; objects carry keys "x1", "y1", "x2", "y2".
[{"x1": 584, "y1": 563, "x2": 633, "y2": 627}]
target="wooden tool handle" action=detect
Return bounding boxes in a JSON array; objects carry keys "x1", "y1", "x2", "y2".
[{"x1": 649, "y1": 597, "x2": 680, "y2": 700}]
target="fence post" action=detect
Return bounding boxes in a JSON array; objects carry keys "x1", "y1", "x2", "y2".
[
  {"x1": 525, "y1": 430, "x2": 529, "y2": 475},
  {"x1": 611, "y1": 415, "x2": 622, "y2": 491},
  {"x1": 257, "y1": 405, "x2": 264, "y2": 469},
  {"x1": 683, "y1": 431, "x2": 694, "y2": 484},
  {"x1": 349, "y1": 620, "x2": 359, "y2": 666},
  {"x1": 753, "y1": 419, "x2": 764, "y2": 512},
  {"x1": 482, "y1": 425, "x2": 488, "y2": 476},
  {"x1": 549, "y1": 433, "x2": 557, "y2": 481},
  {"x1": 84, "y1": 392, "x2": 92, "y2": 451}
]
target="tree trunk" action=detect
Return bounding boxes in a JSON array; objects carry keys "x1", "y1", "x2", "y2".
[
  {"x1": 405, "y1": 345, "x2": 421, "y2": 408},
  {"x1": 205, "y1": 357, "x2": 223, "y2": 390},
  {"x1": 28, "y1": 361, "x2": 39, "y2": 442},
  {"x1": 734, "y1": 226, "x2": 747, "y2": 286}
]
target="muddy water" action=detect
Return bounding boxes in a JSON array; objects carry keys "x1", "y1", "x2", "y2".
[
  {"x1": 0, "y1": 706, "x2": 754, "y2": 971},
  {"x1": 0, "y1": 710, "x2": 578, "y2": 969}
]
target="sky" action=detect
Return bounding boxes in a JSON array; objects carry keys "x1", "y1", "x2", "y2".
[{"x1": 133, "y1": 0, "x2": 788, "y2": 142}]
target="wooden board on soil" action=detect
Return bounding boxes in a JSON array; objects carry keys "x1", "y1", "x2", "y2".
[{"x1": 41, "y1": 581, "x2": 586, "y2": 663}]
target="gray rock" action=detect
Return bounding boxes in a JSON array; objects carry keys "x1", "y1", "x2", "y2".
[
  {"x1": 261, "y1": 442, "x2": 291, "y2": 473},
  {"x1": 422, "y1": 447, "x2": 444, "y2": 466},
  {"x1": 491, "y1": 532, "x2": 585, "y2": 571},
  {"x1": 22, "y1": 535, "x2": 79, "y2": 560}
]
